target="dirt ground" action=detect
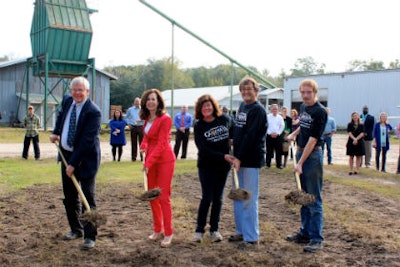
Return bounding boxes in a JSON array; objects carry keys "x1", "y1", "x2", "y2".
[{"x1": 1, "y1": 134, "x2": 400, "y2": 266}]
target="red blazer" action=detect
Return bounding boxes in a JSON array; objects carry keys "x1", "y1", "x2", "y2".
[{"x1": 140, "y1": 113, "x2": 176, "y2": 168}]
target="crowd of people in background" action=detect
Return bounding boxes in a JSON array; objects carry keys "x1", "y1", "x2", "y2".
[{"x1": 99, "y1": 86, "x2": 399, "y2": 179}]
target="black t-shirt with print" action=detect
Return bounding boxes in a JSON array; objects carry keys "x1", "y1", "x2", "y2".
[
  {"x1": 297, "y1": 102, "x2": 327, "y2": 148},
  {"x1": 194, "y1": 114, "x2": 233, "y2": 169},
  {"x1": 233, "y1": 101, "x2": 267, "y2": 168}
]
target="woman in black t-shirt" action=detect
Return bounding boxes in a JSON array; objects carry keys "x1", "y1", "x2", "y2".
[{"x1": 192, "y1": 94, "x2": 234, "y2": 243}]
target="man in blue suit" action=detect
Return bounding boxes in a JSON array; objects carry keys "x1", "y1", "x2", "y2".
[{"x1": 50, "y1": 76, "x2": 101, "y2": 250}]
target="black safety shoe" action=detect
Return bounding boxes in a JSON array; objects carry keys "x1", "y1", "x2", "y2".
[
  {"x1": 285, "y1": 233, "x2": 310, "y2": 244},
  {"x1": 228, "y1": 234, "x2": 243, "y2": 242}
]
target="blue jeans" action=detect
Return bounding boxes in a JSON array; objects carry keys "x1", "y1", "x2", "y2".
[
  {"x1": 233, "y1": 167, "x2": 259, "y2": 242},
  {"x1": 297, "y1": 149, "x2": 324, "y2": 243},
  {"x1": 322, "y1": 135, "x2": 332, "y2": 164}
]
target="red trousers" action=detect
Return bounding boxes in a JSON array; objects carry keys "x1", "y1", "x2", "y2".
[{"x1": 147, "y1": 160, "x2": 175, "y2": 236}]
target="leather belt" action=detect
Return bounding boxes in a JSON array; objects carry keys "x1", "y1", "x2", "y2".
[{"x1": 297, "y1": 146, "x2": 321, "y2": 152}]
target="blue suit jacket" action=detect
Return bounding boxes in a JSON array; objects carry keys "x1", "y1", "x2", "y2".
[
  {"x1": 53, "y1": 95, "x2": 101, "y2": 179},
  {"x1": 372, "y1": 122, "x2": 393, "y2": 151}
]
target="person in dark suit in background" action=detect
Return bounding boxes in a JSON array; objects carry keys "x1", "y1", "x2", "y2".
[
  {"x1": 50, "y1": 76, "x2": 102, "y2": 250},
  {"x1": 280, "y1": 106, "x2": 292, "y2": 168},
  {"x1": 361, "y1": 105, "x2": 375, "y2": 168}
]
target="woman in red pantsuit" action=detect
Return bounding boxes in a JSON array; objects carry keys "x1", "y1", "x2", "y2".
[{"x1": 139, "y1": 89, "x2": 176, "y2": 248}]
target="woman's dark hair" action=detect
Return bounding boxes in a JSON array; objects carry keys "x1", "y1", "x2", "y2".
[
  {"x1": 139, "y1": 88, "x2": 166, "y2": 120},
  {"x1": 113, "y1": 109, "x2": 123, "y2": 121},
  {"x1": 194, "y1": 94, "x2": 222, "y2": 120}
]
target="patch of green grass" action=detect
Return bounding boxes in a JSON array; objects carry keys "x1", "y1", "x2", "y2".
[
  {"x1": 326, "y1": 175, "x2": 400, "y2": 200},
  {"x1": 324, "y1": 164, "x2": 400, "y2": 200},
  {"x1": 0, "y1": 158, "x2": 197, "y2": 195},
  {"x1": 0, "y1": 126, "x2": 112, "y2": 143},
  {"x1": 0, "y1": 158, "x2": 59, "y2": 193}
]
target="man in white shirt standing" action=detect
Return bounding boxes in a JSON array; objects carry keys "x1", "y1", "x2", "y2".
[{"x1": 266, "y1": 104, "x2": 285, "y2": 169}]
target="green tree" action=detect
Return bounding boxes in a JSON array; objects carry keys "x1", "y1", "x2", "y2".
[
  {"x1": 346, "y1": 59, "x2": 385, "y2": 71},
  {"x1": 290, "y1": 56, "x2": 326, "y2": 76},
  {"x1": 104, "y1": 65, "x2": 144, "y2": 111},
  {"x1": 389, "y1": 59, "x2": 400, "y2": 69}
]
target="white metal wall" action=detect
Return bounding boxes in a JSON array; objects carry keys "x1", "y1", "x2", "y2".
[{"x1": 284, "y1": 69, "x2": 400, "y2": 129}]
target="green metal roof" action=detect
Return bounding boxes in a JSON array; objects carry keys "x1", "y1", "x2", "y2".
[{"x1": 30, "y1": 0, "x2": 94, "y2": 76}]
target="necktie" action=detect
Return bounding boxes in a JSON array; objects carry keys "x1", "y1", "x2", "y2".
[
  {"x1": 180, "y1": 114, "x2": 185, "y2": 127},
  {"x1": 67, "y1": 104, "x2": 76, "y2": 147}
]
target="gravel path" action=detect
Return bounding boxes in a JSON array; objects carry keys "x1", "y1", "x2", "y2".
[{"x1": 1, "y1": 133, "x2": 399, "y2": 173}]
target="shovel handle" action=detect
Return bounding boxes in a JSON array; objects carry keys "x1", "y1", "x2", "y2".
[
  {"x1": 55, "y1": 142, "x2": 91, "y2": 212},
  {"x1": 290, "y1": 141, "x2": 303, "y2": 191},
  {"x1": 232, "y1": 168, "x2": 240, "y2": 189},
  {"x1": 143, "y1": 171, "x2": 148, "y2": 191}
]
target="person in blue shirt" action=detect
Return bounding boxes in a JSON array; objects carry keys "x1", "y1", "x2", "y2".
[
  {"x1": 396, "y1": 122, "x2": 400, "y2": 174},
  {"x1": 322, "y1": 107, "x2": 336, "y2": 165},
  {"x1": 173, "y1": 105, "x2": 193, "y2": 159},
  {"x1": 372, "y1": 112, "x2": 393, "y2": 172},
  {"x1": 124, "y1": 97, "x2": 144, "y2": 161}
]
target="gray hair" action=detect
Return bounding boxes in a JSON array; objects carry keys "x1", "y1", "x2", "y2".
[{"x1": 70, "y1": 76, "x2": 90, "y2": 90}]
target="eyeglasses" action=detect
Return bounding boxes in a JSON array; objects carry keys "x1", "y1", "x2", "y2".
[{"x1": 71, "y1": 88, "x2": 86, "y2": 93}]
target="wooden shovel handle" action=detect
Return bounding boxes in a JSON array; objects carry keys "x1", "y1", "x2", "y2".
[
  {"x1": 55, "y1": 142, "x2": 91, "y2": 212},
  {"x1": 290, "y1": 141, "x2": 303, "y2": 191},
  {"x1": 143, "y1": 171, "x2": 148, "y2": 191},
  {"x1": 233, "y1": 168, "x2": 240, "y2": 189}
]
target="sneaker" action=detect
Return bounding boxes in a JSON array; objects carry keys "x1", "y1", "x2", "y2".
[
  {"x1": 82, "y1": 238, "x2": 95, "y2": 249},
  {"x1": 160, "y1": 235, "x2": 173, "y2": 248},
  {"x1": 285, "y1": 233, "x2": 310, "y2": 244},
  {"x1": 228, "y1": 234, "x2": 243, "y2": 242},
  {"x1": 303, "y1": 241, "x2": 322, "y2": 253},
  {"x1": 148, "y1": 232, "x2": 163, "y2": 241},
  {"x1": 210, "y1": 231, "x2": 223, "y2": 242},
  {"x1": 193, "y1": 232, "x2": 204, "y2": 243},
  {"x1": 237, "y1": 241, "x2": 258, "y2": 250},
  {"x1": 63, "y1": 231, "x2": 83, "y2": 240}
]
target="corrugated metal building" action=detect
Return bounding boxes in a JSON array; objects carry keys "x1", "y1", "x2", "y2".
[
  {"x1": 0, "y1": 58, "x2": 117, "y2": 128},
  {"x1": 283, "y1": 69, "x2": 400, "y2": 128}
]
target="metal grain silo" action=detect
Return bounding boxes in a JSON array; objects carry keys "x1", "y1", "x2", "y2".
[
  {"x1": 25, "y1": 0, "x2": 97, "y2": 130},
  {"x1": 30, "y1": 0, "x2": 95, "y2": 77}
]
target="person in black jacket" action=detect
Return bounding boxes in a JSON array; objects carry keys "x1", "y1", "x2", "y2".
[
  {"x1": 361, "y1": 105, "x2": 375, "y2": 168},
  {"x1": 229, "y1": 76, "x2": 267, "y2": 250},
  {"x1": 280, "y1": 106, "x2": 292, "y2": 168},
  {"x1": 192, "y1": 94, "x2": 234, "y2": 243},
  {"x1": 50, "y1": 76, "x2": 101, "y2": 250}
]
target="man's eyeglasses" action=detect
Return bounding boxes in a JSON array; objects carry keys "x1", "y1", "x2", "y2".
[{"x1": 71, "y1": 88, "x2": 86, "y2": 93}]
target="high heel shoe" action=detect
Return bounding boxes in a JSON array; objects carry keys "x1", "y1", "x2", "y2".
[
  {"x1": 148, "y1": 232, "x2": 163, "y2": 241},
  {"x1": 160, "y1": 235, "x2": 173, "y2": 247}
]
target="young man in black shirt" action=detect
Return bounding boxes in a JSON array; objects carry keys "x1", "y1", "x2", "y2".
[{"x1": 286, "y1": 79, "x2": 327, "y2": 253}]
